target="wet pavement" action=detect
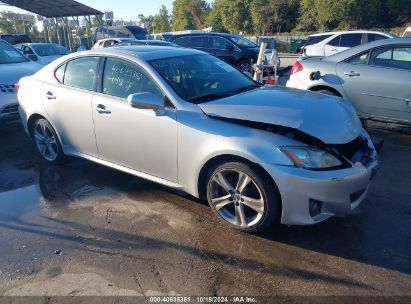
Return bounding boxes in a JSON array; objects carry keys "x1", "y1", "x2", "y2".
[{"x1": 0, "y1": 120, "x2": 410, "y2": 299}]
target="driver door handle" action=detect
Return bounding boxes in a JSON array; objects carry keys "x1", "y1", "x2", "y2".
[
  {"x1": 96, "y1": 104, "x2": 111, "y2": 114},
  {"x1": 344, "y1": 71, "x2": 361, "y2": 77},
  {"x1": 44, "y1": 91, "x2": 56, "y2": 100}
]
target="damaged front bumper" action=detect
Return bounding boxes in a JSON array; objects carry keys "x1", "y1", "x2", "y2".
[{"x1": 263, "y1": 158, "x2": 378, "y2": 225}]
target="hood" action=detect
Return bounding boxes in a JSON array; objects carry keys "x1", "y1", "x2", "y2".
[
  {"x1": 198, "y1": 86, "x2": 362, "y2": 144},
  {"x1": 0, "y1": 61, "x2": 41, "y2": 84}
]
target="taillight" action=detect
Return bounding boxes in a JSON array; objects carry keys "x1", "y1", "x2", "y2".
[
  {"x1": 290, "y1": 61, "x2": 303, "y2": 75},
  {"x1": 14, "y1": 83, "x2": 20, "y2": 93}
]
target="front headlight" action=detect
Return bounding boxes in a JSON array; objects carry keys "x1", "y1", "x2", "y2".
[{"x1": 280, "y1": 146, "x2": 343, "y2": 169}]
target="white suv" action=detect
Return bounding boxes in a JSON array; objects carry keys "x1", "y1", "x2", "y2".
[{"x1": 301, "y1": 31, "x2": 395, "y2": 57}]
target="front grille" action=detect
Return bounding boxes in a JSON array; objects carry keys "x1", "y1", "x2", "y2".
[
  {"x1": 334, "y1": 136, "x2": 374, "y2": 166},
  {"x1": 0, "y1": 84, "x2": 16, "y2": 94},
  {"x1": 1, "y1": 104, "x2": 19, "y2": 115}
]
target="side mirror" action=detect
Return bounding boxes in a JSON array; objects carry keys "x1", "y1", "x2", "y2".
[
  {"x1": 226, "y1": 44, "x2": 234, "y2": 51},
  {"x1": 127, "y1": 92, "x2": 165, "y2": 115},
  {"x1": 28, "y1": 54, "x2": 38, "y2": 62}
]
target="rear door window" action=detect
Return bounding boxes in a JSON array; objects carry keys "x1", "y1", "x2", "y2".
[
  {"x1": 63, "y1": 57, "x2": 100, "y2": 91},
  {"x1": 339, "y1": 34, "x2": 362, "y2": 47},
  {"x1": 370, "y1": 46, "x2": 411, "y2": 70},
  {"x1": 190, "y1": 36, "x2": 209, "y2": 49},
  {"x1": 345, "y1": 51, "x2": 370, "y2": 65},
  {"x1": 173, "y1": 37, "x2": 188, "y2": 47},
  {"x1": 102, "y1": 57, "x2": 164, "y2": 99}
]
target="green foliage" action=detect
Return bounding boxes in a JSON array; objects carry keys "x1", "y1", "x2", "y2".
[
  {"x1": 171, "y1": 0, "x2": 210, "y2": 31},
  {"x1": 298, "y1": 0, "x2": 411, "y2": 32},
  {"x1": 154, "y1": 5, "x2": 171, "y2": 33}
]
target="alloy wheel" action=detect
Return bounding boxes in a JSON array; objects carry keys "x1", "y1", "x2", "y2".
[
  {"x1": 33, "y1": 121, "x2": 58, "y2": 162},
  {"x1": 208, "y1": 168, "x2": 265, "y2": 228}
]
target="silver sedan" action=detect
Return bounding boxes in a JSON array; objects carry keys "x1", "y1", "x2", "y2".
[
  {"x1": 17, "y1": 46, "x2": 378, "y2": 232},
  {"x1": 287, "y1": 38, "x2": 411, "y2": 125}
]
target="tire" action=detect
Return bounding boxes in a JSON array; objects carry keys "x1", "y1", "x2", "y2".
[
  {"x1": 31, "y1": 118, "x2": 67, "y2": 164},
  {"x1": 316, "y1": 89, "x2": 337, "y2": 96},
  {"x1": 206, "y1": 161, "x2": 280, "y2": 232},
  {"x1": 237, "y1": 59, "x2": 252, "y2": 74}
]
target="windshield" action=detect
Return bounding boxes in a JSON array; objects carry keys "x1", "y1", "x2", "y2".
[
  {"x1": 150, "y1": 54, "x2": 261, "y2": 104},
  {"x1": 0, "y1": 41, "x2": 28, "y2": 64},
  {"x1": 31, "y1": 44, "x2": 70, "y2": 56},
  {"x1": 229, "y1": 36, "x2": 257, "y2": 48}
]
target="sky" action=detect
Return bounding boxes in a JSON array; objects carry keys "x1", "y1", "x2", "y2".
[{"x1": 1, "y1": 0, "x2": 211, "y2": 20}]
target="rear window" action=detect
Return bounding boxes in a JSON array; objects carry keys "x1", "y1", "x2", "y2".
[{"x1": 305, "y1": 34, "x2": 333, "y2": 46}]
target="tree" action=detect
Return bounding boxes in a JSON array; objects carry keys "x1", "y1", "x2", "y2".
[
  {"x1": 205, "y1": 0, "x2": 228, "y2": 32},
  {"x1": 154, "y1": 5, "x2": 171, "y2": 32},
  {"x1": 171, "y1": 0, "x2": 210, "y2": 31}
]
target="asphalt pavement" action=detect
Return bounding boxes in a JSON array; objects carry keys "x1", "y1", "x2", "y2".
[{"x1": 0, "y1": 120, "x2": 410, "y2": 302}]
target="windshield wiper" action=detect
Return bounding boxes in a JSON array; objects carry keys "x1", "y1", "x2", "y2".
[
  {"x1": 189, "y1": 85, "x2": 262, "y2": 104},
  {"x1": 188, "y1": 93, "x2": 232, "y2": 104},
  {"x1": 230, "y1": 84, "x2": 262, "y2": 94}
]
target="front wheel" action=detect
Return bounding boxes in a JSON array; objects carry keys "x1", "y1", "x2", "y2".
[
  {"x1": 206, "y1": 162, "x2": 280, "y2": 232},
  {"x1": 31, "y1": 118, "x2": 66, "y2": 164}
]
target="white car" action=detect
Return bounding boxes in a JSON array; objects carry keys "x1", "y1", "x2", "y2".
[
  {"x1": 92, "y1": 38, "x2": 139, "y2": 49},
  {"x1": 301, "y1": 31, "x2": 395, "y2": 57},
  {"x1": 16, "y1": 43, "x2": 70, "y2": 66},
  {"x1": 0, "y1": 40, "x2": 41, "y2": 121}
]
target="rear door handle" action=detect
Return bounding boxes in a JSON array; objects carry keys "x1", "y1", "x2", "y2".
[
  {"x1": 44, "y1": 91, "x2": 56, "y2": 100},
  {"x1": 96, "y1": 104, "x2": 111, "y2": 114},
  {"x1": 344, "y1": 71, "x2": 361, "y2": 77}
]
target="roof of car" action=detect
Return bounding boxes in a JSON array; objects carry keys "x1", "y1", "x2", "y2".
[
  {"x1": 324, "y1": 38, "x2": 411, "y2": 62},
  {"x1": 170, "y1": 32, "x2": 239, "y2": 39},
  {"x1": 310, "y1": 30, "x2": 396, "y2": 37},
  {"x1": 87, "y1": 45, "x2": 203, "y2": 61}
]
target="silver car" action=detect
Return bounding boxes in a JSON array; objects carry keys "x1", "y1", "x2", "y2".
[
  {"x1": 287, "y1": 38, "x2": 411, "y2": 125},
  {"x1": 0, "y1": 40, "x2": 41, "y2": 121},
  {"x1": 18, "y1": 46, "x2": 378, "y2": 232}
]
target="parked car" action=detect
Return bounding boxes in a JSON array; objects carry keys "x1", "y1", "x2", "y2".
[
  {"x1": 301, "y1": 31, "x2": 396, "y2": 57},
  {"x1": 169, "y1": 33, "x2": 262, "y2": 73},
  {"x1": 91, "y1": 26, "x2": 150, "y2": 44},
  {"x1": 106, "y1": 39, "x2": 179, "y2": 48},
  {"x1": 92, "y1": 38, "x2": 140, "y2": 49},
  {"x1": 287, "y1": 38, "x2": 411, "y2": 125},
  {"x1": 17, "y1": 46, "x2": 378, "y2": 232},
  {"x1": 0, "y1": 34, "x2": 31, "y2": 45},
  {"x1": 15, "y1": 43, "x2": 70, "y2": 66},
  {"x1": 0, "y1": 40, "x2": 41, "y2": 122},
  {"x1": 403, "y1": 27, "x2": 411, "y2": 38}
]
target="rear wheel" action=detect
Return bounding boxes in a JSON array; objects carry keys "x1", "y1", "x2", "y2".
[
  {"x1": 31, "y1": 118, "x2": 66, "y2": 164},
  {"x1": 206, "y1": 161, "x2": 280, "y2": 232}
]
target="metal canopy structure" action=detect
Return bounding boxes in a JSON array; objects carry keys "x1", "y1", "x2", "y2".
[{"x1": 0, "y1": 0, "x2": 102, "y2": 17}]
